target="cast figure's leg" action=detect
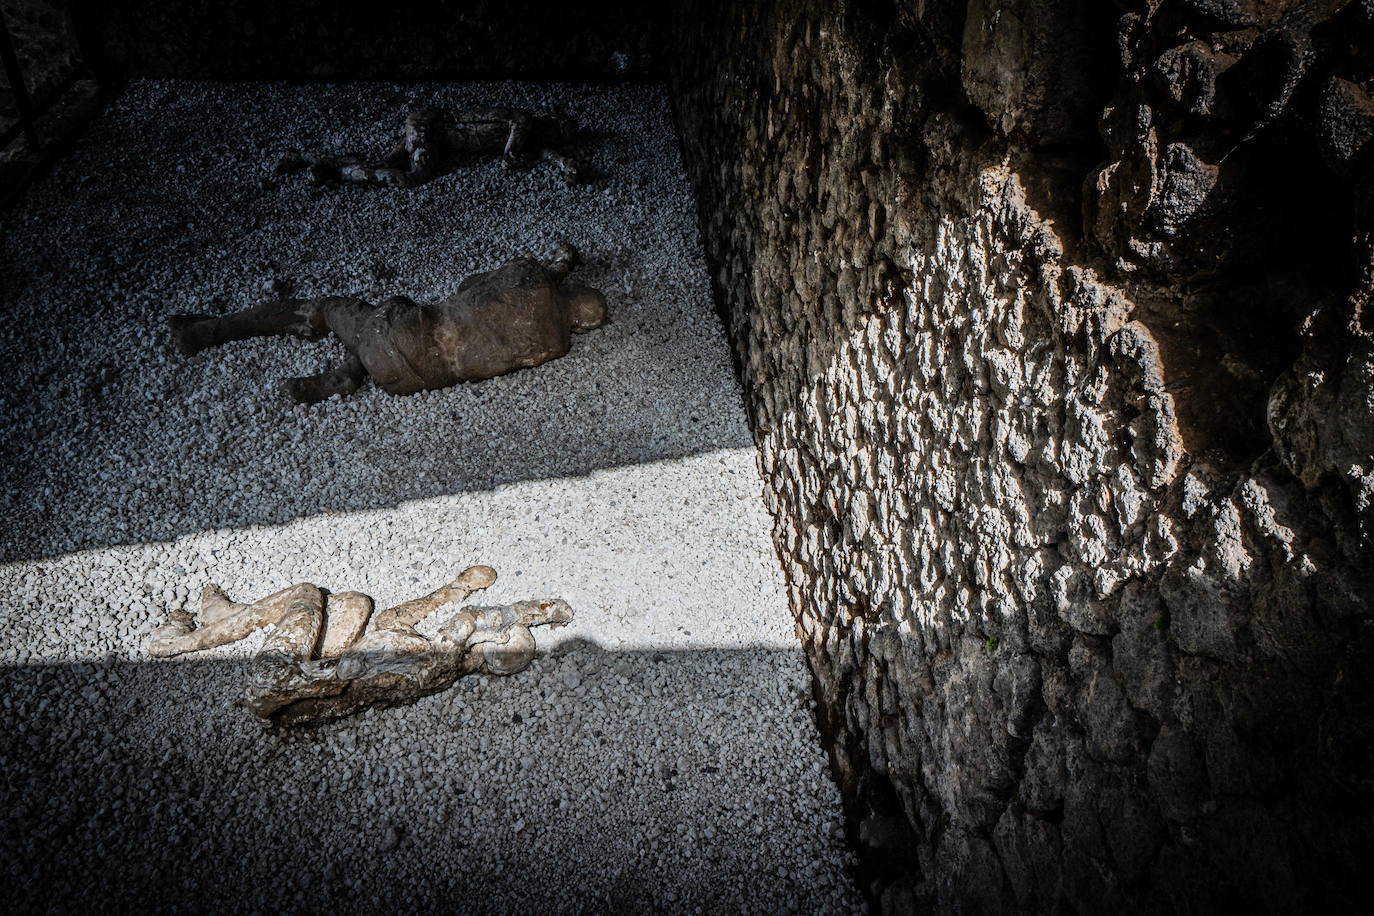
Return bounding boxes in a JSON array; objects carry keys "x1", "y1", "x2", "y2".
[
  {"x1": 197, "y1": 583, "x2": 248, "y2": 625},
  {"x1": 335, "y1": 144, "x2": 434, "y2": 188},
  {"x1": 168, "y1": 295, "x2": 367, "y2": 356},
  {"x1": 278, "y1": 294, "x2": 405, "y2": 402},
  {"x1": 242, "y1": 587, "x2": 338, "y2": 720},
  {"x1": 297, "y1": 110, "x2": 443, "y2": 188},
  {"x1": 324, "y1": 152, "x2": 383, "y2": 184},
  {"x1": 257, "y1": 586, "x2": 325, "y2": 660},
  {"x1": 319, "y1": 591, "x2": 373, "y2": 658},
  {"x1": 275, "y1": 148, "x2": 355, "y2": 183},
  {"x1": 169, "y1": 293, "x2": 381, "y2": 383},
  {"x1": 280, "y1": 353, "x2": 366, "y2": 405},
  {"x1": 279, "y1": 143, "x2": 427, "y2": 188},
  {"x1": 149, "y1": 582, "x2": 325, "y2": 658},
  {"x1": 171, "y1": 294, "x2": 399, "y2": 402}
]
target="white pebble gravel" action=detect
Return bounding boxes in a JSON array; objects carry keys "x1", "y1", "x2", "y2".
[{"x1": 0, "y1": 80, "x2": 864, "y2": 912}]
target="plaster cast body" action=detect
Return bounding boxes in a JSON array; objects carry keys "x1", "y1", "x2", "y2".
[
  {"x1": 168, "y1": 244, "x2": 607, "y2": 403},
  {"x1": 148, "y1": 565, "x2": 573, "y2": 727},
  {"x1": 277, "y1": 106, "x2": 582, "y2": 187}
]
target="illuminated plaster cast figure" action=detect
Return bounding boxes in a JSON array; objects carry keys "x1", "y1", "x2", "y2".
[
  {"x1": 275, "y1": 106, "x2": 582, "y2": 187},
  {"x1": 148, "y1": 565, "x2": 573, "y2": 727},
  {"x1": 167, "y1": 243, "x2": 607, "y2": 403}
]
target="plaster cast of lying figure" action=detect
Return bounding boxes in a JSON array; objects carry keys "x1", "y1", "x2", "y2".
[
  {"x1": 276, "y1": 106, "x2": 582, "y2": 187},
  {"x1": 168, "y1": 243, "x2": 607, "y2": 404},
  {"x1": 148, "y1": 565, "x2": 572, "y2": 727}
]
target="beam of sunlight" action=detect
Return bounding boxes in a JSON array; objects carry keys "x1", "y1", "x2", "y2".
[{"x1": 0, "y1": 447, "x2": 793, "y2": 666}]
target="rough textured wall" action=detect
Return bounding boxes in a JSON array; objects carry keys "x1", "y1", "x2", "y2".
[
  {"x1": 80, "y1": 1, "x2": 664, "y2": 81},
  {"x1": 1, "y1": 1, "x2": 82, "y2": 114},
  {"x1": 671, "y1": 0, "x2": 1374, "y2": 910}
]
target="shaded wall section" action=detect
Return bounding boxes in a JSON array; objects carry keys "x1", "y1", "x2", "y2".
[
  {"x1": 670, "y1": 0, "x2": 1374, "y2": 911},
  {"x1": 77, "y1": 0, "x2": 665, "y2": 81}
]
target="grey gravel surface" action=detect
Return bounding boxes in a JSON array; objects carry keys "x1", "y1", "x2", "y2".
[{"x1": 0, "y1": 80, "x2": 864, "y2": 913}]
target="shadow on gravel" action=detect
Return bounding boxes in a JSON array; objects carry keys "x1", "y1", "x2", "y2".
[{"x1": 0, "y1": 645, "x2": 855, "y2": 914}]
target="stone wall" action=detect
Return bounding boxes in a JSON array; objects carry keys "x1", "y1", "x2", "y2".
[
  {"x1": 671, "y1": 0, "x2": 1374, "y2": 910},
  {"x1": 1, "y1": 1, "x2": 82, "y2": 109}
]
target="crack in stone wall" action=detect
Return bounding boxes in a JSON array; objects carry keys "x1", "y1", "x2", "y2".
[{"x1": 670, "y1": 0, "x2": 1374, "y2": 910}]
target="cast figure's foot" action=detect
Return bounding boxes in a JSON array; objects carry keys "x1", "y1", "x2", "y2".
[
  {"x1": 279, "y1": 375, "x2": 337, "y2": 405},
  {"x1": 168, "y1": 315, "x2": 213, "y2": 357},
  {"x1": 149, "y1": 609, "x2": 196, "y2": 658},
  {"x1": 307, "y1": 161, "x2": 335, "y2": 185},
  {"x1": 274, "y1": 150, "x2": 307, "y2": 176}
]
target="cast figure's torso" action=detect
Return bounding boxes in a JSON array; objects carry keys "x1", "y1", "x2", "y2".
[
  {"x1": 353, "y1": 259, "x2": 572, "y2": 395},
  {"x1": 443, "y1": 119, "x2": 518, "y2": 155}
]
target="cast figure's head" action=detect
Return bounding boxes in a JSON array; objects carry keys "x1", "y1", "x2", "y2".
[
  {"x1": 567, "y1": 286, "x2": 608, "y2": 333},
  {"x1": 513, "y1": 598, "x2": 575, "y2": 628},
  {"x1": 544, "y1": 241, "x2": 605, "y2": 332}
]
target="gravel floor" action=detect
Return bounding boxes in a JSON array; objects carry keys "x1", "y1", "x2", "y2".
[{"x1": 0, "y1": 80, "x2": 864, "y2": 913}]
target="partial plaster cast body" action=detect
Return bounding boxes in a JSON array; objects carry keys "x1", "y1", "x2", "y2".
[
  {"x1": 167, "y1": 244, "x2": 608, "y2": 403},
  {"x1": 148, "y1": 565, "x2": 573, "y2": 727},
  {"x1": 277, "y1": 106, "x2": 582, "y2": 187}
]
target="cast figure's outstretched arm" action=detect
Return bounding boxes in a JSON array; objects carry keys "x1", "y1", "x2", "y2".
[
  {"x1": 370, "y1": 565, "x2": 497, "y2": 633},
  {"x1": 499, "y1": 110, "x2": 532, "y2": 165}
]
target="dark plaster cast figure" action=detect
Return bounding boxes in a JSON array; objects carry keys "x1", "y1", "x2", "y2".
[
  {"x1": 276, "y1": 107, "x2": 583, "y2": 188},
  {"x1": 148, "y1": 565, "x2": 573, "y2": 727},
  {"x1": 168, "y1": 243, "x2": 607, "y2": 403}
]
